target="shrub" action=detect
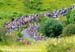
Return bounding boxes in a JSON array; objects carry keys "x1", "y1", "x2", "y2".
[
  {"x1": 17, "y1": 32, "x2": 23, "y2": 38},
  {"x1": 39, "y1": 19, "x2": 63, "y2": 37},
  {"x1": 62, "y1": 24, "x2": 75, "y2": 36}
]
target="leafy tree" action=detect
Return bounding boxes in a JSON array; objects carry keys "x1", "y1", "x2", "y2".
[{"x1": 39, "y1": 19, "x2": 63, "y2": 37}]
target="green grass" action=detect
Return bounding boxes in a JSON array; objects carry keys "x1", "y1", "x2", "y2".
[
  {"x1": 46, "y1": 36, "x2": 75, "y2": 52},
  {"x1": 0, "y1": 19, "x2": 11, "y2": 28},
  {"x1": 42, "y1": 0, "x2": 75, "y2": 11},
  {"x1": 0, "y1": 0, "x2": 75, "y2": 18},
  {"x1": 0, "y1": 35, "x2": 75, "y2": 52}
]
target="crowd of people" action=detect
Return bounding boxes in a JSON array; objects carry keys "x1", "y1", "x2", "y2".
[
  {"x1": 45, "y1": 5, "x2": 75, "y2": 18},
  {"x1": 4, "y1": 4, "x2": 75, "y2": 31},
  {"x1": 4, "y1": 14, "x2": 38, "y2": 32},
  {"x1": 21, "y1": 24, "x2": 43, "y2": 41}
]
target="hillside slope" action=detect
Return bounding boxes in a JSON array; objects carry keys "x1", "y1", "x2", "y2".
[
  {"x1": 0, "y1": 0, "x2": 75, "y2": 27},
  {"x1": 0, "y1": 0, "x2": 75, "y2": 18}
]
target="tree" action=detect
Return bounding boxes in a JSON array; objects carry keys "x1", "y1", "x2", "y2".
[{"x1": 39, "y1": 19, "x2": 63, "y2": 37}]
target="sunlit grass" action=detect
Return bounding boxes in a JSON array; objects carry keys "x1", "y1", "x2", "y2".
[
  {"x1": 0, "y1": 0, "x2": 75, "y2": 18},
  {"x1": 0, "y1": 35, "x2": 75, "y2": 52}
]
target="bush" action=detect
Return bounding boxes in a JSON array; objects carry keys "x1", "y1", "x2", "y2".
[
  {"x1": 17, "y1": 32, "x2": 23, "y2": 38},
  {"x1": 39, "y1": 19, "x2": 63, "y2": 37},
  {"x1": 62, "y1": 24, "x2": 75, "y2": 36}
]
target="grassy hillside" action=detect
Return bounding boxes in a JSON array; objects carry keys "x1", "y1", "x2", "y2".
[
  {"x1": 0, "y1": 0, "x2": 75, "y2": 27},
  {"x1": 0, "y1": 0, "x2": 75, "y2": 18},
  {"x1": 0, "y1": 0, "x2": 75, "y2": 52},
  {"x1": 0, "y1": 0, "x2": 25, "y2": 18},
  {"x1": 41, "y1": 0, "x2": 75, "y2": 11}
]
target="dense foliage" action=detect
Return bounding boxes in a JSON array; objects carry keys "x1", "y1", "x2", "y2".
[{"x1": 40, "y1": 19, "x2": 63, "y2": 37}]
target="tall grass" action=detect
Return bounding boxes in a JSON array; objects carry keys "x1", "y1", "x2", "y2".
[{"x1": 0, "y1": 35, "x2": 75, "y2": 52}]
